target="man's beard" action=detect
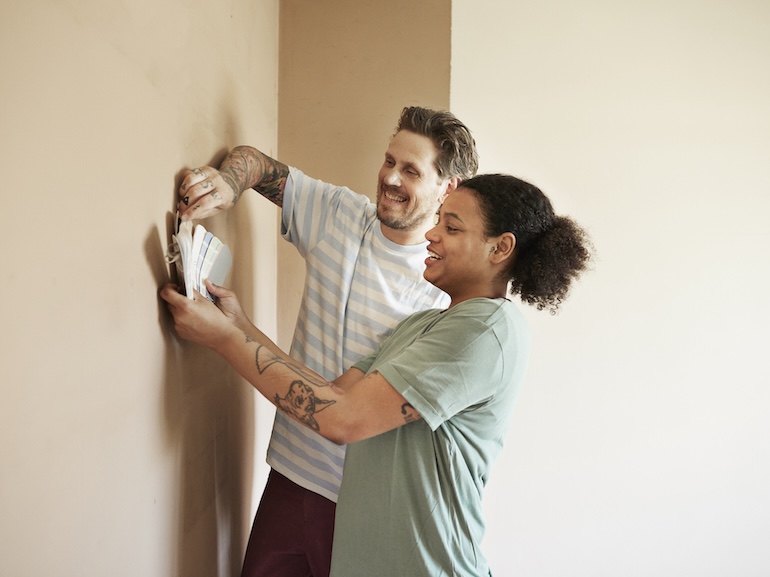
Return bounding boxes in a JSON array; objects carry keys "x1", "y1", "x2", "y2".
[{"x1": 377, "y1": 196, "x2": 427, "y2": 230}]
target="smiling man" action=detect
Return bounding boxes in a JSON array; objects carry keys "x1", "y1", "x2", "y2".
[{"x1": 175, "y1": 106, "x2": 479, "y2": 577}]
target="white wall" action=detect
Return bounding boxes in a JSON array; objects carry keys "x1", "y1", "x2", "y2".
[{"x1": 451, "y1": 1, "x2": 770, "y2": 575}]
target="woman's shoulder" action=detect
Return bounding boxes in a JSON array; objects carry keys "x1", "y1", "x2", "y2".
[
  {"x1": 447, "y1": 298, "x2": 528, "y2": 339},
  {"x1": 448, "y1": 297, "x2": 518, "y2": 318}
]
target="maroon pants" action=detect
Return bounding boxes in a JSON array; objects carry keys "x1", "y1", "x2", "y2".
[{"x1": 240, "y1": 470, "x2": 337, "y2": 577}]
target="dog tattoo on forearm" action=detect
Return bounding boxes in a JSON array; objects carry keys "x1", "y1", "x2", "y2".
[{"x1": 254, "y1": 345, "x2": 336, "y2": 431}]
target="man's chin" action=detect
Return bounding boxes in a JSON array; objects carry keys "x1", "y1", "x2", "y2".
[{"x1": 377, "y1": 207, "x2": 405, "y2": 230}]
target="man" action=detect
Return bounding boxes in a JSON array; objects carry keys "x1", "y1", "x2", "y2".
[{"x1": 177, "y1": 106, "x2": 479, "y2": 577}]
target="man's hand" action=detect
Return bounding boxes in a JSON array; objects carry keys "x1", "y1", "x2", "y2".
[
  {"x1": 176, "y1": 146, "x2": 289, "y2": 220},
  {"x1": 177, "y1": 166, "x2": 238, "y2": 221}
]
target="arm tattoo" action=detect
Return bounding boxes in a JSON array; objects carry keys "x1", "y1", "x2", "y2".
[
  {"x1": 400, "y1": 402, "x2": 419, "y2": 424},
  {"x1": 220, "y1": 146, "x2": 289, "y2": 207},
  {"x1": 220, "y1": 170, "x2": 241, "y2": 205},
  {"x1": 254, "y1": 345, "x2": 330, "y2": 387},
  {"x1": 254, "y1": 345, "x2": 335, "y2": 431},
  {"x1": 275, "y1": 380, "x2": 335, "y2": 431}
]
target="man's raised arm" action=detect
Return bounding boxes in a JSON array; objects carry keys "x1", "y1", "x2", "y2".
[{"x1": 177, "y1": 145, "x2": 290, "y2": 221}]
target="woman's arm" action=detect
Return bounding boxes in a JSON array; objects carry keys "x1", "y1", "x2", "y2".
[{"x1": 160, "y1": 281, "x2": 421, "y2": 445}]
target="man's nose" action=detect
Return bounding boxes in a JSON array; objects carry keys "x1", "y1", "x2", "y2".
[{"x1": 383, "y1": 168, "x2": 401, "y2": 187}]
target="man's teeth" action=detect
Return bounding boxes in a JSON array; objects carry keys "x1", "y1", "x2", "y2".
[
  {"x1": 427, "y1": 250, "x2": 441, "y2": 260},
  {"x1": 384, "y1": 190, "x2": 407, "y2": 202}
]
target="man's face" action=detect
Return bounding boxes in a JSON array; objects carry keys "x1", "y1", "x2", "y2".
[{"x1": 376, "y1": 130, "x2": 449, "y2": 238}]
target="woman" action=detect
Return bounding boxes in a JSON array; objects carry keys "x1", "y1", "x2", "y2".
[{"x1": 161, "y1": 173, "x2": 591, "y2": 577}]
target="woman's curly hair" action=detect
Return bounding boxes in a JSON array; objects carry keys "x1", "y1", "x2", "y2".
[{"x1": 460, "y1": 174, "x2": 592, "y2": 313}]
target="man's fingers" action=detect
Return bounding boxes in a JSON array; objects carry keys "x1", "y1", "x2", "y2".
[
  {"x1": 180, "y1": 167, "x2": 208, "y2": 191},
  {"x1": 178, "y1": 191, "x2": 216, "y2": 221},
  {"x1": 179, "y1": 169, "x2": 206, "y2": 200},
  {"x1": 178, "y1": 167, "x2": 219, "y2": 218},
  {"x1": 178, "y1": 176, "x2": 229, "y2": 221}
]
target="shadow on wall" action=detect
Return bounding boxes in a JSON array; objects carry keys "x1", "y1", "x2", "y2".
[{"x1": 144, "y1": 163, "x2": 256, "y2": 576}]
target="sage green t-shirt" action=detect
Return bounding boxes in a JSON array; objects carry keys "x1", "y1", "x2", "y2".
[{"x1": 330, "y1": 298, "x2": 530, "y2": 577}]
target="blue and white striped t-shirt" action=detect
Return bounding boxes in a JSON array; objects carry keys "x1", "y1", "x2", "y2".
[{"x1": 265, "y1": 167, "x2": 450, "y2": 502}]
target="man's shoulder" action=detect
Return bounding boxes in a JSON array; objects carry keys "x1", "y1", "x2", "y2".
[{"x1": 289, "y1": 167, "x2": 372, "y2": 205}]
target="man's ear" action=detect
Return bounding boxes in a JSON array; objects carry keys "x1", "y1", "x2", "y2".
[
  {"x1": 490, "y1": 232, "x2": 516, "y2": 263},
  {"x1": 439, "y1": 176, "x2": 462, "y2": 202}
]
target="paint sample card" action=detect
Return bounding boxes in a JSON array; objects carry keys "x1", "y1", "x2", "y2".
[{"x1": 166, "y1": 218, "x2": 232, "y2": 302}]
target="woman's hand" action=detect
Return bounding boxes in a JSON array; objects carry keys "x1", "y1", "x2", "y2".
[
  {"x1": 204, "y1": 280, "x2": 254, "y2": 334},
  {"x1": 159, "y1": 282, "x2": 240, "y2": 352}
]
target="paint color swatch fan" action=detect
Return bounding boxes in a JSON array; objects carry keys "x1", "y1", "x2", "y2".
[{"x1": 166, "y1": 219, "x2": 232, "y2": 302}]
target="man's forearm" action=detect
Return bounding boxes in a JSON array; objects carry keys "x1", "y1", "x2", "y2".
[{"x1": 219, "y1": 145, "x2": 289, "y2": 207}]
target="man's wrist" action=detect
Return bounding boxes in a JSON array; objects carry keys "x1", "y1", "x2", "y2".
[{"x1": 219, "y1": 169, "x2": 242, "y2": 205}]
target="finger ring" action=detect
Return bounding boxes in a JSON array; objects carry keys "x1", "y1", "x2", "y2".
[{"x1": 183, "y1": 196, "x2": 189, "y2": 205}]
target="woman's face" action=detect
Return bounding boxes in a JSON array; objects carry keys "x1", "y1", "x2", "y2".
[{"x1": 423, "y1": 187, "x2": 500, "y2": 305}]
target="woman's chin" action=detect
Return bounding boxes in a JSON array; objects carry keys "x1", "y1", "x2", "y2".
[{"x1": 423, "y1": 271, "x2": 442, "y2": 291}]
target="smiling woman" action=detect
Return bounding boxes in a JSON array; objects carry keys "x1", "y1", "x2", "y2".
[
  {"x1": 424, "y1": 185, "x2": 512, "y2": 306},
  {"x1": 161, "y1": 172, "x2": 591, "y2": 576}
]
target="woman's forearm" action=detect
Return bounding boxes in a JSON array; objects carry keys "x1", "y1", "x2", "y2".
[{"x1": 214, "y1": 324, "x2": 348, "y2": 443}]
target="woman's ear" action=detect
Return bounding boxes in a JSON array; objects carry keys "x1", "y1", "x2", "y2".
[{"x1": 490, "y1": 232, "x2": 516, "y2": 263}]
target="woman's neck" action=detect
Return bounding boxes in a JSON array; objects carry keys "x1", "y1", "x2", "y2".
[{"x1": 447, "y1": 284, "x2": 508, "y2": 309}]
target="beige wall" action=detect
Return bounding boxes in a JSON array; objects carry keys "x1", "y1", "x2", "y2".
[
  {"x1": 1, "y1": 1, "x2": 278, "y2": 576},
  {"x1": 1, "y1": 0, "x2": 451, "y2": 575},
  {"x1": 451, "y1": 1, "x2": 770, "y2": 575},
  {"x1": 6, "y1": 1, "x2": 766, "y2": 576}
]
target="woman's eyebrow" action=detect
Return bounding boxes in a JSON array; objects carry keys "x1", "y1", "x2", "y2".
[{"x1": 441, "y1": 210, "x2": 464, "y2": 223}]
